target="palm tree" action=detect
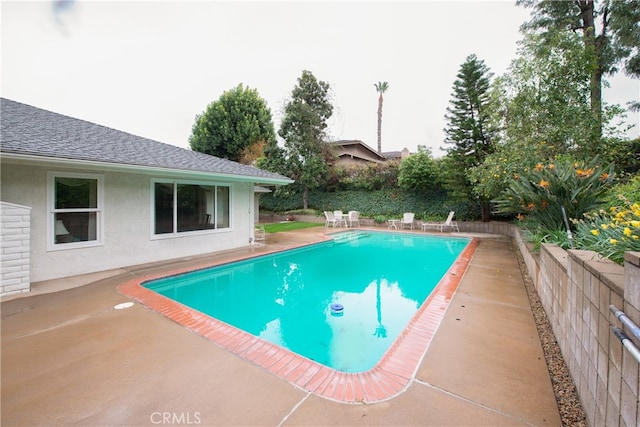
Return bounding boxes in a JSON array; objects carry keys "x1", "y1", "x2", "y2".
[
  {"x1": 373, "y1": 279, "x2": 387, "y2": 338},
  {"x1": 374, "y1": 81, "x2": 388, "y2": 154}
]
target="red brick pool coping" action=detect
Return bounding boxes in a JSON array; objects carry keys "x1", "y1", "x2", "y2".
[{"x1": 118, "y1": 235, "x2": 479, "y2": 403}]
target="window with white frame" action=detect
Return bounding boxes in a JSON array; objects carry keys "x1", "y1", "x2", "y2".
[
  {"x1": 48, "y1": 172, "x2": 103, "y2": 248},
  {"x1": 152, "y1": 180, "x2": 231, "y2": 236}
]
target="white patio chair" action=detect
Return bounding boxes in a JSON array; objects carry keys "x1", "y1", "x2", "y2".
[
  {"x1": 421, "y1": 211, "x2": 459, "y2": 232},
  {"x1": 333, "y1": 210, "x2": 348, "y2": 227},
  {"x1": 254, "y1": 225, "x2": 266, "y2": 241},
  {"x1": 400, "y1": 212, "x2": 415, "y2": 229},
  {"x1": 348, "y1": 210, "x2": 360, "y2": 227},
  {"x1": 324, "y1": 211, "x2": 342, "y2": 228}
]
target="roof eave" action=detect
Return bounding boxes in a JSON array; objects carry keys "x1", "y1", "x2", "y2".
[
  {"x1": 330, "y1": 140, "x2": 386, "y2": 160},
  {"x1": 1, "y1": 153, "x2": 294, "y2": 186}
]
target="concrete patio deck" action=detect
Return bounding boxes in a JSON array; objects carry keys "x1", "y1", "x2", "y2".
[{"x1": 1, "y1": 227, "x2": 562, "y2": 426}]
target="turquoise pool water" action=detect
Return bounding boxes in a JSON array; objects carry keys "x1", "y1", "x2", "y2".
[{"x1": 145, "y1": 231, "x2": 470, "y2": 372}]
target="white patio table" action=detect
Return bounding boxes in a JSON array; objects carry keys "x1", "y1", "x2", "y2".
[{"x1": 387, "y1": 219, "x2": 400, "y2": 230}]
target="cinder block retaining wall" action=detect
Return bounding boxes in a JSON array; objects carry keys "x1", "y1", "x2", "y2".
[
  {"x1": 263, "y1": 214, "x2": 639, "y2": 425},
  {"x1": 535, "y1": 245, "x2": 639, "y2": 426},
  {"x1": 512, "y1": 226, "x2": 639, "y2": 427},
  {"x1": 1, "y1": 201, "x2": 31, "y2": 296}
]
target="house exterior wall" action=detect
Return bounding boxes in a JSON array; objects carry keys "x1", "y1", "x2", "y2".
[
  {"x1": 1, "y1": 163, "x2": 255, "y2": 284},
  {"x1": 254, "y1": 196, "x2": 260, "y2": 223},
  {"x1": 0, "y1": 201, "x2": 31, "y2": 295},
  {"x1": 343, "y1": 145, "x2": 381, "y2": 162},
  {"x1": 335, "y1": 156, "x2": 372, "y2": 167}
]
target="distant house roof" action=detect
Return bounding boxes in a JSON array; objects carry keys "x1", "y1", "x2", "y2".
[
  {"x1": 382, "y1": 150, "x2": 402, "y2": 160},
  {"x1": 382, "y1": 148, "x2": 411, "y2": 160},
  {"x1": 326, "y1": 140, "x2": 387, "y2": 163},
  {"x1": 0, "y1": 98, "x2": 292, "y2": 185}
]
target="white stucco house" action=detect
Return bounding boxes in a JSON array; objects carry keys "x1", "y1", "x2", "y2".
[{"x1": 0, "y1": 98, "x2": 292, "y2": 296}]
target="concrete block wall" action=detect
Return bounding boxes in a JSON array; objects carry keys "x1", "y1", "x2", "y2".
[
  {"x1": 509, "y1": 218, "x2": 639, "y2": 427},
  {"x1": 1, "y1": 201, "x2": 31, "y2": 296},
  {"x1": 537, "y1": 243, "x2": 639, "y2": 427}
]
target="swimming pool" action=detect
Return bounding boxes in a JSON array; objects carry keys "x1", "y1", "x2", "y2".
[
  {"x1": 144, "y1": 231, "x2": 469, "y2": 373},
  {"x1": 119, "y1": 230, "x2": 479, "y2": 402}
]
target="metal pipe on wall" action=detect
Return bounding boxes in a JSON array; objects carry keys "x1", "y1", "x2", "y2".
[
  {"x1": 610, "y1": 304, "x2": 640, "y2": 341},
  {"x1": 612, "y1": 326, "x2": 640, "y2": 363},
  {"x1": 610, "y1": 304, "x2": 640, "y2": 363}
]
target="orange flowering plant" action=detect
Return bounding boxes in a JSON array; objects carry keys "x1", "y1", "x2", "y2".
[{"x1": 492, "y1": 157, "x2": 615, "y2": 231}]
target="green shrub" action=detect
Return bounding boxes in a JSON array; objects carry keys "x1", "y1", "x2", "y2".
[
  {"x1": 522, "y1": 225, "x2": 572, "y2": 251},
  {"x1": 260, "y1": 188, "x2": 482, "y2": 220},
  {"x1": 601, "y1": 175, "x2": 640, "y2": 211},
  {"x1": 373, "y1": 215, "x2": 387, "y2": 224}
]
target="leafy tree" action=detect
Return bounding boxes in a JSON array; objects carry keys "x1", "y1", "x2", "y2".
[
  {"x1": 470, "y1": 21, "x2": 633, "y2": 197},
  {"x1": 257, "y1": 138, "x2": 287, "y2": 176},
  {"x1": 238, "y1": 139, "x2": 267, "y2": 165},
  {"x1": 398, "y1": 146, "x2": 440, "y2": 193},
  {"x1": 443, "y1": 54, "x2": 497, "y2": 221},
  {"x1": 374, "y1": 81, "x2": 389, "y2": 153},
  {"x1": 189, "y1": 84, "x2": 276, "y2": 163},
  {"x1": 469, "y1": 26, "x2": 631, "y2": 204},
  {"x1": 609, "y1": 0, "x2": 640, "y2": 112},
  {"x1": 501, "y1": 31, "x2": 598, "y2": 155},
  {"x1": 608, "y1": 0, "x2": 640, "y2": 75},
  {"x1": 468, "y1": 141, "x2": 541, "y2": 204},
  {"x1": 278, "y1": 70, "x2": 334, "y2": 209},
  {"x1": 517, "y1": 0, "x2": 640, "y2": 137}
]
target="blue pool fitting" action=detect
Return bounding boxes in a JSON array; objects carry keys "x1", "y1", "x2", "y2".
[{"x1": 330, "y1": 303, "x2": 344, "y2": 314}]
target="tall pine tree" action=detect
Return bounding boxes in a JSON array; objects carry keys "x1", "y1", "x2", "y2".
[{"x1": 443, "y1": 54, "x2": 496, "y2": 221}]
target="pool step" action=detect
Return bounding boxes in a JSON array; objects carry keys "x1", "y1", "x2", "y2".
[{"x1": 332, "y1": 231, "x2": 369, "y2": 243}]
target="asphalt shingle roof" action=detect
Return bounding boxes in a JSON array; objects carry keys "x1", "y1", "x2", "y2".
[{"x1": 0, "y1": 98, "x2": 291, "y2": 184}]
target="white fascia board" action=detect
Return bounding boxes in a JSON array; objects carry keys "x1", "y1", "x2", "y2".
[{"x1": 1, "y1": 153, "x2": 294, "y2": 186}]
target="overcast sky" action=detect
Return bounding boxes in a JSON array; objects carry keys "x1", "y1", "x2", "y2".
[{"x1": 2, "y1": 0, "x2": 638, "y2": 157}]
